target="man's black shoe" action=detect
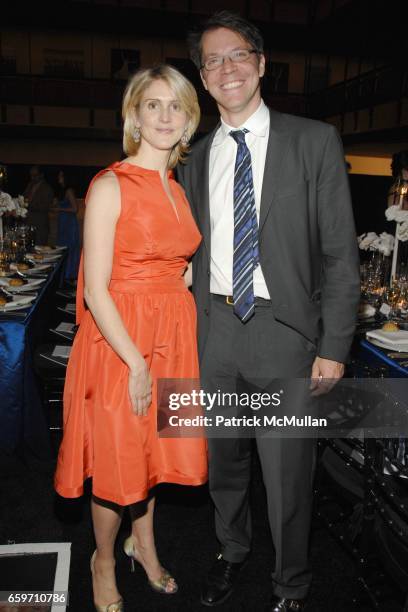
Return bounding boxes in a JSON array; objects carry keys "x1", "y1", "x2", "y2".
[
  {"x1": 200, "y1": 552, "x2": 248, "y2": 607},
  {"x1": 270, "y1": 596, "x2": 306, "y2": 611}
]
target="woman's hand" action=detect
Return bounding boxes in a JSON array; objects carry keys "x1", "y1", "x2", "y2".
[{"x1": 128, "y1": 361, "x2": 153, "y2": 416}]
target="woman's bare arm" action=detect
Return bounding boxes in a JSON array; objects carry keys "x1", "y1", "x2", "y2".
[{"x1": 83, "y1": 171, "x2": 151, "y2": 414}]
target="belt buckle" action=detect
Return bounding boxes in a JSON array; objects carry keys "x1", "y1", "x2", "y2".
[{"x1": 226, "y1": 295, "x2": 234, "y2": 305}]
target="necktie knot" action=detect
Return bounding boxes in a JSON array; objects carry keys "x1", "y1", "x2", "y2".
[{"x1": 230, "y1": 129, "x2": 248, "y2": 146}]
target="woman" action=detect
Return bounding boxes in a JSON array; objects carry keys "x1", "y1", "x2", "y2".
[
  {"x1": 54, "y1": 170, "x2": 80, "y2": 278},
  {"x1": 54, "y1": 65, "x2": 207, "y2": 611}
]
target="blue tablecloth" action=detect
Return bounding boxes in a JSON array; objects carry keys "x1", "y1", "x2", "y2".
[
  {"x1": 360, "y1": 339, "x2": 408, "y2": 378},
  {"x1": 0, "y1": 257, "x2": 66, "y2": 456}
]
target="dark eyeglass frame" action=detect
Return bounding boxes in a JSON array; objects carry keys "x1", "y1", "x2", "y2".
[{"x1": 201, "y1": 49, "x2": 258, "y2": 72}]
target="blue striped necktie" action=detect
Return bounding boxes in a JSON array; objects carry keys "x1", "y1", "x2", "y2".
[{"x1": 230, "y1": 129, "x2": 259, "y2": 322}]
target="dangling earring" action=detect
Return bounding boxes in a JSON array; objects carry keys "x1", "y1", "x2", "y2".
[
  {"x1": 181, "y1": 130, "x2": 189, "y2": 145},
  {"x1": 133, "y1": 127, "x2": 141, "y2": 143}
]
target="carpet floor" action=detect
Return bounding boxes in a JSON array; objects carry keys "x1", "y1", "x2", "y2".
[{"x1": 0, "y1": 446, "x2": 398, "y2": 612}]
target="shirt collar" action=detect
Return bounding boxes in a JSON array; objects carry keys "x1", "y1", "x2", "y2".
[{"x1": 213, "y1": 100, "x2": 269, "y2": 146}]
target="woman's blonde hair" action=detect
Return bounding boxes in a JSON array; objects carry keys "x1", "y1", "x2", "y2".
[{"x1": 122, "y1": 64, "x2": 200, "y2": 168}]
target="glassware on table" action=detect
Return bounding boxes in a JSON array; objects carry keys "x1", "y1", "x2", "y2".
[
  {"x1": 0, "y1": 244, "x2": 11, "y2": 277},
  {"x1": 391, "y1": 270, "x2": 408, "y2": 317},
  {"x1": 361, "y1": 254, "x2": 388, "y2": 307},
  {"x1": 17, "y1": 225, "x2": 30, "y2": 252},
  {"x1": 27, "y1": 226, "x2": 36, "y2": 250},
  {"x1": 6, "y1": 229, "x2": 19, "y2": 263}
]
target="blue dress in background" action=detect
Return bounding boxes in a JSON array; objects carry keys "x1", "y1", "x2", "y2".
[{"x1": 57, "y1": 197, "x2": 80, "y2": 279}]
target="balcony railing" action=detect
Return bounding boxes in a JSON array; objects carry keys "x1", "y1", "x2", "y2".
[
  {"x1": 1, "y1": 74, "x2": 307, "y2": 120},
  {"x1": 1, "y1": 75, "x2": 125, "y2": 109},
  {"x1": 307, "y1": 64, "x2": 407, "y2": 121}
]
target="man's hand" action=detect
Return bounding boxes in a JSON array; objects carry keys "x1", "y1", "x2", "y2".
[{"x1": 309, "y1": 356, "x2": 344, "y2": 396}]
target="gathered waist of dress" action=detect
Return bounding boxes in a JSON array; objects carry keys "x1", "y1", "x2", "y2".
[{"x1": 108, "y1": 277, "x2": 188, "y2": 294}]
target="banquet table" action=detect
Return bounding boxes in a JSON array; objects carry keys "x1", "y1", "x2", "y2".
[
  {"x1": 359, "y1": 338, "x2": 408, "y2": 377},
  {"x1": 0, "y1": 254, "x2": 66, "y2": 457},
  {"x1": 358, "y1": 332, "x2": 408, "y2": 441}
]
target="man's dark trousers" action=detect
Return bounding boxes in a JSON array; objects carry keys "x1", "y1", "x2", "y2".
[{"x1": 201, "y1": 297, "x2": 317, "y2": 600}]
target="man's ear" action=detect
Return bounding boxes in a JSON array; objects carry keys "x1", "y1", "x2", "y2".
[
  {"x1": 200, "y1": 70, "x2": 209, "y2": 91},
  {"x1": 258, "y1": 54, "x2": 266, "y2": 78}
]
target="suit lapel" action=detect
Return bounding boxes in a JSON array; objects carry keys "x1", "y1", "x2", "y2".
[
  {"x1": 196, "y1": 110, "x2": 290, "y2": 250},
  {"x1": 259, "y1": 109, "x2": 291, "y2": 233},
  {"x1": 196, "y1": 126, "x2": 218, "y2": 256}
]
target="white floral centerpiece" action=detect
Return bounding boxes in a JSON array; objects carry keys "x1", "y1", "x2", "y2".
[
  {"x1": 385, "y1": 205, "x2": 408, "y2": 242},
  {"x1": 360, "y1": 182, "x2": 408, "y2": 287},
  {"x1": 0, "y1": 191, "x2": 28, "y2": 239},
  {"x1": 0, "y1": 191, "x2": 28, "y2": 218},
  {"x1": 358, "y1": 231, "x2": 394, "y2": 256}
]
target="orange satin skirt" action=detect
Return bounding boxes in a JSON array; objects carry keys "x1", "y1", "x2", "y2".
[{"x1": 54, "y1": 279, "x2": 208, "y2": 506}]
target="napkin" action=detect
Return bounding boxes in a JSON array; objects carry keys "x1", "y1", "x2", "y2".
[{"x1": 366, "y1": 329, "x2": 408, "y2": 345}]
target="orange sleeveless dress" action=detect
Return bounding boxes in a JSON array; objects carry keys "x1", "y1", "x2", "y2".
[{"x1": 54, "y1": 161, "x2": 208, "y2": 505}]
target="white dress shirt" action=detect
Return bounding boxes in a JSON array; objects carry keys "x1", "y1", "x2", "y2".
[{"x1": 209, "y1": 100, "x2": 271, "y2": 299}]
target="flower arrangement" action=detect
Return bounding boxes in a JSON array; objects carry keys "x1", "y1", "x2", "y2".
[
  {"x1": 358, "y1": 231, "x2": 394, "y2": 256},
  {"x1": 0, "y1": 191, "x2": 28, "y2": 218},
  {"x1": 385, "y1": 205, "x2": 408, "y2": 242}
]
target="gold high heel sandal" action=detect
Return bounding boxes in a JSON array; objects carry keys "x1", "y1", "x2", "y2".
[
  {"x1": 123, "y1": 535, "x2": 178, "y2": 595},
  {"x1": 90, "y1": 551, "x2": 124, "y2": 612}
]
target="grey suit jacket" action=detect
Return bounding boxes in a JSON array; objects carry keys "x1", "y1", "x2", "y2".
[{"x1": 178, "y1": 108, "x2": 361, "y2": 364}]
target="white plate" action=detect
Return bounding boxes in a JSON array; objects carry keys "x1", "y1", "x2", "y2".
[
  {"x1": 366, "y1": 337, "x2": 408, "y2": 353},
  {"x1": 366, "y1": 329, "x2": 408, "y2": 346},
  {"x1": 10, "y1": 263, "x2": 52, "y2": 273},
  {"x1": 27, "y1": 253, "x2": 61, "y2": 263},
  {"x1": 0, "y1": 302, "x2": 32, "y2": 312},
  {"x1": 35, "y1": 245, "x2": 67, "y2": 253},
  {"x1": 358, "y1": 311, "x2": 376, "y2": 320},
  {"x1": 28, "y1": 264, "x2": 53, "y2": 272},
  {"x1": 38, "y1": 255, "x2": 61, "y2": 263},
  {"x1": 358, "y1": 303, "x2": 376, "y2": 319},
  {"x1": 0, "y1": 277, "x2": 45, "y2": 292},
  {"x1": 7, "y1": 280, "x2": 45, "y2": 293},
  {"x1": 0, "y1": 294, "x2": 36, "y2": 312}
]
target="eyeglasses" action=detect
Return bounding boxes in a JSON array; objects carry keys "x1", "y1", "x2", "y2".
[{"x1": 201, "y1": 49, "x2": 258, "y2": 71}]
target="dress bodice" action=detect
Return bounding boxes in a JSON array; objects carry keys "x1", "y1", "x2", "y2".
[
  {"x1": 76, "y1": 161, "x2": 201, "y2": 322},
  {"x1": 106, "y1": 161, "x2": 201, "y2": 282}
]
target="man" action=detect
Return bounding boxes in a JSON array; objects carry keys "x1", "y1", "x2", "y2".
[
  {"x1": 23, "y1": 165, "x2": 54, "y2": 245},
  {"x1": 178, "y1": 11, "x2": 360, "y2": 611}
]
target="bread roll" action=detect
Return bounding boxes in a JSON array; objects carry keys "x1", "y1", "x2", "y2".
[{"x1": 382, "y1": 321, "x2": 399, "y2": 332}]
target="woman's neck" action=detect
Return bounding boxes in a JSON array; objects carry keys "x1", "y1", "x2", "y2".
[{"x1": 127, "y1": 146, "x2": 171, "y2": 179}]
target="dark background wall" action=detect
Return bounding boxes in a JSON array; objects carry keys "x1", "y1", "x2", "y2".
[
  {"x1": 348, "y1": 174, "x2": 392, "y2": 236},
  {"x1": 3, "y1": 162, "x2": 394, "y2": 239}
]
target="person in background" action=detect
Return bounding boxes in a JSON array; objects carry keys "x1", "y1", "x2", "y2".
[
  {"x1": 54, "y1": 170, "x2": 80, "y2": 279},
  {"x1": 388, "y1": 150, "x2": 408, "y2": 208},
  {"x1": 23, "y1": 165, "x2": 54, "y2": 245}
]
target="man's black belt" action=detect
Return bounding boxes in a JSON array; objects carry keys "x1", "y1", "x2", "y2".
[{"x1": 211, "y1": 294, "x2": 272, "y2": 307}]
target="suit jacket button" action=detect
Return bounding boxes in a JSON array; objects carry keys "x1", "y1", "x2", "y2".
[
  {"x1": 207, "y1": 270, "x2": 210, "y2": 277},
  {"x1": 204, "y1": 308, "x2": 209, "y2": 316}
]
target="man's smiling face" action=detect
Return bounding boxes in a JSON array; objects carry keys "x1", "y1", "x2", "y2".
[{"x1": 200, "y1": 27, "x2": 265, "y2": 126}]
